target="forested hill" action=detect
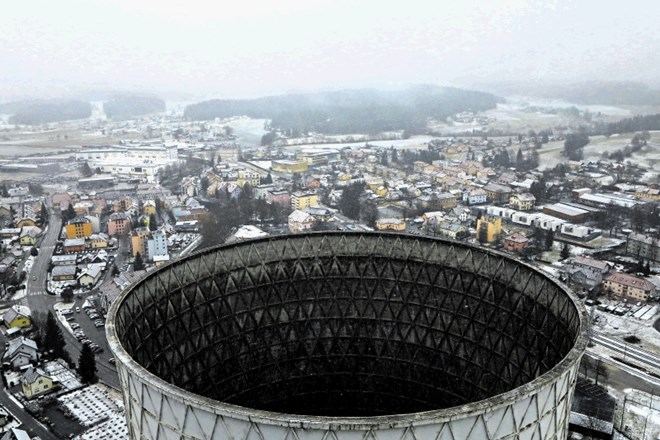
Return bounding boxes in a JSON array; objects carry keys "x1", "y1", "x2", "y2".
[
  {"x1": 0, "y1": 99, "x2": 92, "y2": 125},
  {"x1": 184, "y1": 86, "x2": 501, "y2": 134},
  {"x1": 103, "y1": 95, "x2": 166, "y2": 120}
]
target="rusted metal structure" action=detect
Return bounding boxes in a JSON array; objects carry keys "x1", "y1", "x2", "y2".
[{"x1": 107, "y1": 232, "x2": 588, "y2": 439}]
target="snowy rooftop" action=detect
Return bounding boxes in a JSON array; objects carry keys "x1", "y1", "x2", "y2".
[{"x1": 43, "y1": 359, "x2": 82, "y2": 392}]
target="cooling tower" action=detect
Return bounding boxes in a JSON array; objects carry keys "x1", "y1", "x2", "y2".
[{"x1": 107, "y1": 232, "x2": 588, "y2": 439}]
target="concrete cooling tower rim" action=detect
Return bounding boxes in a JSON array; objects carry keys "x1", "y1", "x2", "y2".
[{"x1": 106, "y1": 232, "x2": 589, "y2": 431}]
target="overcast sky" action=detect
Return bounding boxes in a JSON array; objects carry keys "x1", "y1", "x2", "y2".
[{"x1": 2, "y1": 0, "x2": 660, "y2": 100}]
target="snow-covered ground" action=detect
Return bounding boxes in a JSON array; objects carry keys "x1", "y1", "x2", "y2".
[
  {"x1": 613, "y1": 389, "x2": 660, "y2": 440},
  {"x1": 58, "y1": 384, "x2": 123, "y2": 428}
]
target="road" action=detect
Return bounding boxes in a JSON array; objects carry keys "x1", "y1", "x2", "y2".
[{"x1": 19, "y1": 209, "x2": 120, "y2": 386}]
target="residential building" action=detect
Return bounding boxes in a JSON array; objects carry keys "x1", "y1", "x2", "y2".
[
  {"x1": 19, "y1": 229, "x2": 39, "y2": 246},
  {"x1": 375, "y1": 218, "x2": 405, "y2": 232},
  {"x1": 476, "y1": 215, "x2": 502, "y2": 243},
  {"x1": 288, "y1": 210, "x2": 315, "y2": 234},
  {"x1": 503, "y1": 232, "x2": 529, "y2": 253},
  {"x1": 509, "y1": 193, "x2": 536, "y2": 211},
  {"x1": 436, "y1": 193, "x2": 458, "y2": 209},
  {"x1": 254, "y1": 184, "x2": 275, "y2": 200},
  {"x1": 436, "y1": 222, "x2": 466, "y2": 239},
  {"x1": 2, "y1": 337, "x2": 38, "y2": 369},
  {"x1": 108, "y1": 212, "x2": 131, "y2": 236},
  {"x1": 21, "y1": 367, "x2": 56, "y2": 400},
  {"x1": 462, "y1": 188, "x2": 488, "y2": 205},
  {"x1": 64, "y1": 217, "x2": 93, "y2": 239},
  {"x1": 89, "y1": 233, "x2": 109, "y2": 248},
  {"x1": 291, "y1": 191, "x2": 318, "y2": 210},
  {"x1": 113, "y1": 196, "x2": 134, "y2": 212},
  {"x1": 2, "y1": 305, "x2": 31, "y2": 329},
  {"x1": 564, "y1": 256, "x2": 609, "y2": 288},
  {"x1": 635, "y1": 187, "x2": 660, "y2": 201},
  {"x1": 52, "y1": 265, "x2": 77, "y2": 282},
  {"x1": 143, "y1": 200, "x2": 157, "y2": 215},
  {"x1": 603, "y1": 272, "x2": 655, "y2": 301},
  {"x1": 147, "y1": 230, "x2": 169, "y2": 263},
  {"x1": 483, "y1": 183, "x2": 512, "y2": 205},
  {"x1": 63, "y1": 238, "x2": 86, "y2": 253},
  {"x1": 51, "y1": 255, "x2": 77, "y2": 266},
  {"x1": 131, "y1": 227, "x2": 151, "y2": 257},
  {"x1": 78, "y1": 264, "x2": 104, "y2": 287},
  {"x1": 626, "y1": 232, "x2": 660, "y2": 262}
]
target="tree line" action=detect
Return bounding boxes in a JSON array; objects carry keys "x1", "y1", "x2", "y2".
[
  {"x1": 0, "y1": 99, "x2": 92, "y2": 125},
  {"x1": 184, "y1": 85, "x2": 500, "y2": 135}
]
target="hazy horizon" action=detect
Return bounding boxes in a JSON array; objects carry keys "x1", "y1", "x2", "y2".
[{"x1": 3, "y1": 0, "x2": 660, "y2": 101}]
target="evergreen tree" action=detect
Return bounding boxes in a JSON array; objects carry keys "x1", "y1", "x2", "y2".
[
  {"x1": 339, "y1": 182, "x2": 364, "y2": 221},
  {"x1": 560, "y1": 243, "x2": 570, "y2": 260},
  {"x1": 391, "y1": 148, "x2": 398, "y2": 163},
  {"x1": 260, "y1": 172, "x2": 273, "y2": 185},
  {"x1": 38, "y1": 204, "x2": 48, "y2": 225},
  {"x1": 44, "y1": 311, "x2": 71, "y2": 363},
  {"x1": 61, "y1": 286, "x2": 74, "y2": 302},
  {"x1": 516, "y1": 148, "x2": 524, "y2": 165},
  {"x1": 77, "y1": 344, "x2": 98, "y2": 384},
  {"x1": 360, "y1": 203, "x2": 379, "y2": 229},
  {"x1": 148, "y1": 213, "x2": 158, "y2": 231},
  {"x1": 134, "y1": 252, "x2": 145, "y2": 271},
  {"x1": 65, "y1": 203, "x2": 76, "y2": 222},
  {"x1": 380, "y1": 152, "x2": 389, "y2": 166},
  {"x1": 545, "y1": 230, "x2": 554, "y2": 250},
  {"x1": 80, "y1": 162, "x2": 93, "y2": 177}
]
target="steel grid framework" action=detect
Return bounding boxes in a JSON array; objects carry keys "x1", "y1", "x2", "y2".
[{"x1": 107, "y1": 232, "x2": 588, "y2": 440}]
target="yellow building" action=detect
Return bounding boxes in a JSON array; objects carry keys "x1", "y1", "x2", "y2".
[
  {"x1": 3, "y1": 305, "x2": 31, "y2": 329},
  {"x1": 21, "y1": 367, "x2": 55, "y2": 400},
  {"x1": 376, "y1": 218, "x2": 405, "y2": 232},
  {"x1": 143, "y1": 200, "x2": 157, "y2": 216},
  {"x1": 374, "y1": 186, "x2": 389, "y2": 197},
  {"x1": 272, "y1": 160, "x2": 308, "y2": 174},
  {"x1": 291, "y1": 191, "x2": 318, "y2": 210},
  {"x1": 603, "y1": 272, "x2": 655, "y2": 301},
  {"x1": 635, "y1": 187, "x2": 660, "y2": 201},
  {"x1": 65, "y1": 218, "x2": 93, "y2": 240},
  {"x1": 131, "y1": 227, "x2": 151, "y2": 257},
  {"x1": 476, "y1": 215, "x2": 502, "y2": 243},
  {"x1": 89, "y1": 234, "x2": 109, "y2": 248},
  {"x1": 19, "y1": 230, "x2": 39, "y2": 246}
]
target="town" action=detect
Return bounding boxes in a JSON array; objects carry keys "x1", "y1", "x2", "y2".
[{"x1": 1, "y1": 104, "x2": 660, "y2": 439}]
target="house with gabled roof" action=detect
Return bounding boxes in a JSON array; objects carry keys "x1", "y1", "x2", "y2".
[
  {"x1": 603, "y1": 272, "x2": 655, "y2": 302},
  {"x1": 78, "y1": 263, "x2": 104, "y2": 287},
  {"x1": 2, "y1": 305, "x2": 31, "y2": 329},
  {"x1": 2, "y1": 337, "x2": 38, "y2": 369},
  {"x1": 288, "y1": 210, "x2": 315, "y2": 234},
  {"x1": 21, "y1": 366, "x2": 56, "y2": 400}
]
